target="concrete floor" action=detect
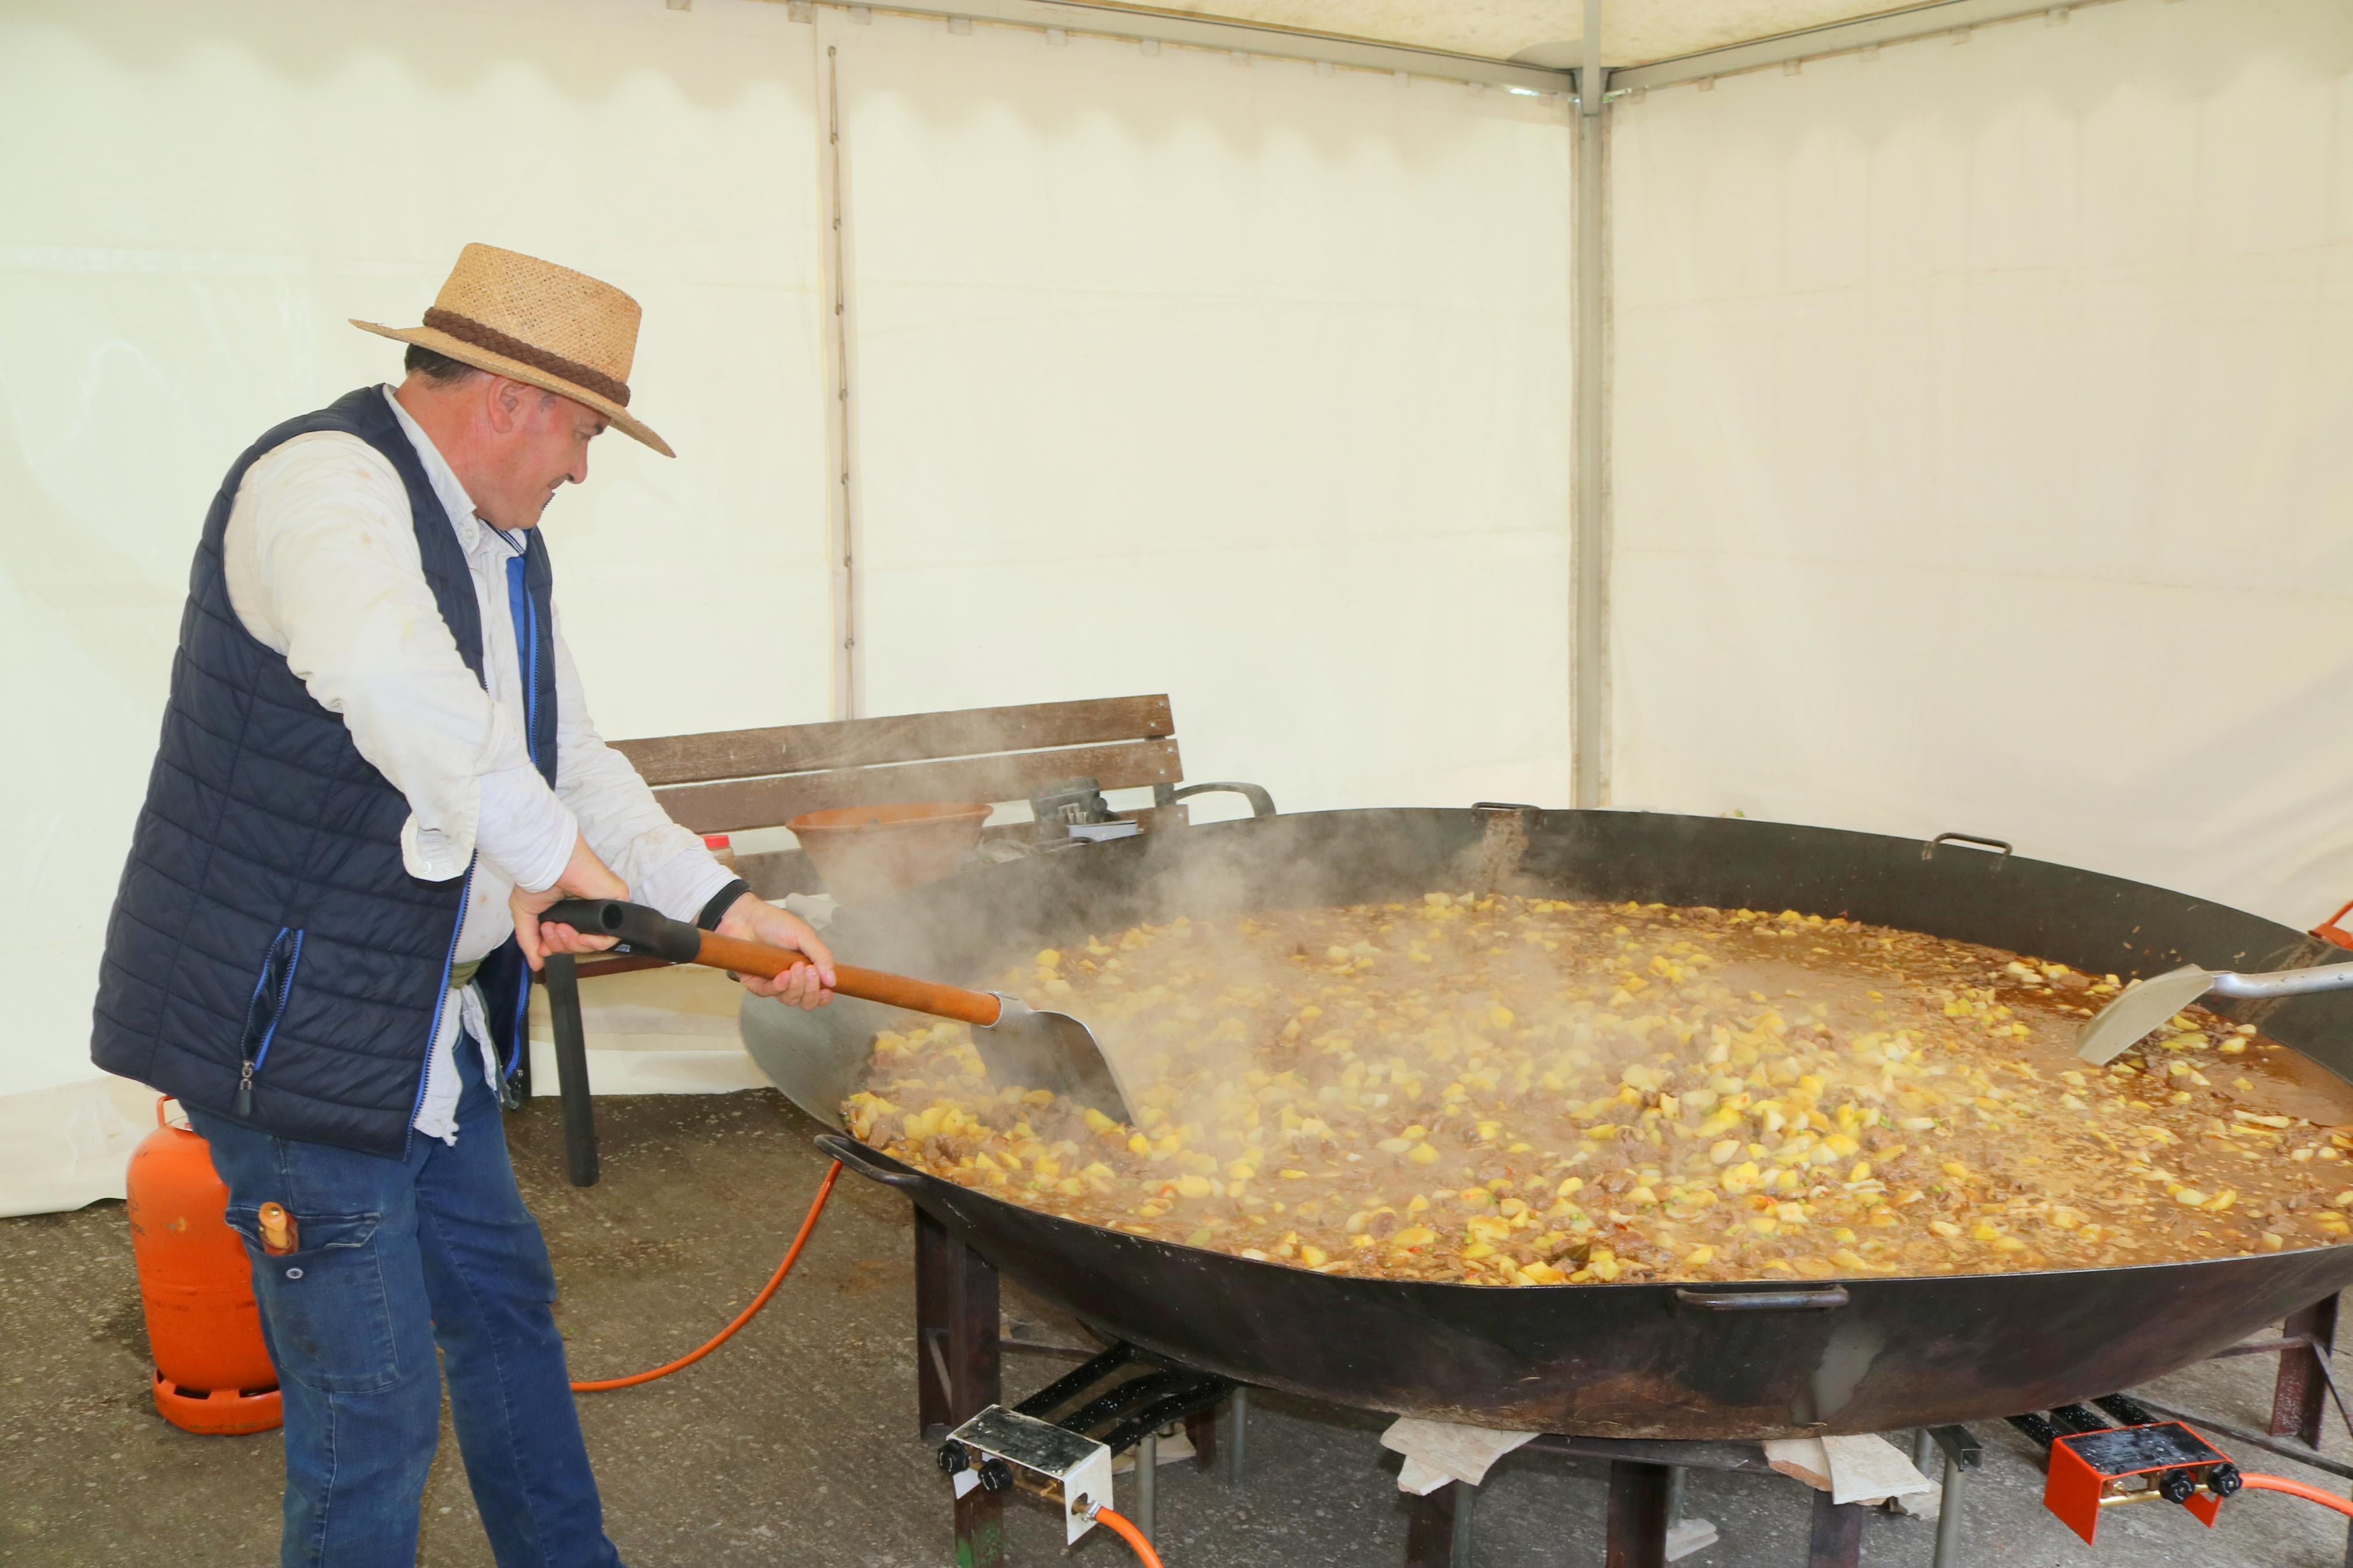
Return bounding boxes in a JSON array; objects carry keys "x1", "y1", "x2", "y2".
[{"x1": 8, "y1": 1089, "x2": 2353, "y2": 1567}]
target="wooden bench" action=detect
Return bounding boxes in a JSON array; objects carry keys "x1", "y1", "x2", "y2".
[{"x1": 537, "y1": 693, "x2": 1273, "y2": 1184}]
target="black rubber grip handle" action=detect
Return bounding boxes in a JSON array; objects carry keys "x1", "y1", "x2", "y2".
[
  {"x1": 1674, "y1": 1286, "x2": 1851, "y2": 1311},
  {"x1": 542, "y1": 898, "x2": 704, "y2": 963}
]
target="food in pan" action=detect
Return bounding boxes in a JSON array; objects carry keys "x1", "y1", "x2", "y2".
[{"x1": 844, "y1": 894, "x2": 2353, "y2": 1285}]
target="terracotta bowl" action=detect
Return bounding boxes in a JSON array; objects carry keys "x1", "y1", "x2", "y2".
[{"x1": 786, "y1": 802, "x2": 993, "y2": 904}]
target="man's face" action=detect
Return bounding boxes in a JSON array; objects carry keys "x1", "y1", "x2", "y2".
[{"x1": 475, "y1": 381, "x2": 608, "y2": 531}]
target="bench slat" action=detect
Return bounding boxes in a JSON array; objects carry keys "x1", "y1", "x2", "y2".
[
  {"x1": 613, "y1": 694, "x2": 1174, "y2": 787},
  {"x1": 651, "y1": 738, "x2": 1184, "y2": 834}
]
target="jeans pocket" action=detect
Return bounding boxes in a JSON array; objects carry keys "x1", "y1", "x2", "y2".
[{"x1": 226, "y1": 1207, "x2": 402, "y2": 1395}]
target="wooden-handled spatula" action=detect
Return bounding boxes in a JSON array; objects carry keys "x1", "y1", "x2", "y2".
[{"x1": 542, "y1": 898, "x2": 1138, "y2": 1124}]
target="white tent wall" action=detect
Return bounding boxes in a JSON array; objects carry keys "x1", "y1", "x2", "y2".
[
  {"x1": 1609, "y1": 0, "x2": 2353, "y2": 928},
  {"x1": 0, "y1": 1, "x2": 1576, "y2": 1215},
  {"x1": 831, "y1": 12, "x2": 1575, "y2": 814},
  {"x1": 0, "y1": 0, "x2": 832, "y2": 1215}
]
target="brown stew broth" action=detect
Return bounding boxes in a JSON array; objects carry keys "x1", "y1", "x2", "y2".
[{"x1": 846, "y1": 895, "x2": 2353, "y2": 1286}]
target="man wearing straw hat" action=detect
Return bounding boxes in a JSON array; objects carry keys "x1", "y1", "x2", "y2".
[{"x1": 91, "y1": 244, "x2": 835, "y2": 1566}]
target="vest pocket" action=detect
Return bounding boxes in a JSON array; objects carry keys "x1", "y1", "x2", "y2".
[{"x1": 235, "y1": 927, "x2": 306, "y2": 1116}]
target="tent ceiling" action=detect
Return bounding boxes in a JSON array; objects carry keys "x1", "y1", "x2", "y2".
[{"x1": 1073, "y1": 2, "x2": 1958, "y2": 69}]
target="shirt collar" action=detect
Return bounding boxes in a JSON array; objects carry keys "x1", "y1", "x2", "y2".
[{"x1": 378, "y1": 385, "x2": 521, "y2": 558}]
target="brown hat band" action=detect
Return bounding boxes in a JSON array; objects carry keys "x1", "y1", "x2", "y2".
[{"x1": 421, "y1": 307, "x2": 633, "y2": 408}]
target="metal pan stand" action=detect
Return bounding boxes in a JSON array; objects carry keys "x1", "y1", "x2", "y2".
[{"x1": 915, "y1": 1212, "x2": 1244, "y2": 1566}]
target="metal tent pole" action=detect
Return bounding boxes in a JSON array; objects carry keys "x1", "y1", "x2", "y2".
[{"x1": 1570, "y1": 0, "x2": 1609, "y2": 809}]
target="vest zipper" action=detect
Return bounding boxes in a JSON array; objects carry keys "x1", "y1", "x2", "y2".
[
  {"x1": 522, "y1": 577, "x2": 542, "y2": 769},
  {"x1": 236, "y1": 927, "x2": 306, "y2": 1117},
  {"x1": 506, "y1": 540, "x2": 544, "y2": 1087}
]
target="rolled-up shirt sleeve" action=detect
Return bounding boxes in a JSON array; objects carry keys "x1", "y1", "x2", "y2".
[
  {"x1": 477, "y1": 762, "x2": 579, "y2": 893},
  {"x1": 226, "y1": 434, "x2": 567, "y2": 891},
  {"x1": 547, "y1": 609, "x2": 737, "y2": 923}
]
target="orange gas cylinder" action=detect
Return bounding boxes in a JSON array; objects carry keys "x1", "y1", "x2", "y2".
[{"x1": 125, "y1": 1098, "x2": 281, "y2": 1434}]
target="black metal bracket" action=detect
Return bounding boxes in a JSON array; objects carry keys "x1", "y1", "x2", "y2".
[{"x1": 1929, "y1": 1424, "x2": 1983, "y2": 1472}]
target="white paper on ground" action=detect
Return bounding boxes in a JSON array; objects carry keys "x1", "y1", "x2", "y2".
[
  {"x1": 1396, "y1": 1457, "x2": 1456, "y2": 1496},
  {"x1": 1665, "y1": 1517, "x2": 1720, "y2": 1562},
  {"x1": 1820, "y1": 1435, "x2": 1937, "y2": 1505},
  {"x1": 1763, "y1": 1437, "x2": 1833, "y2": 1491},
  {"x1": 1766, "y1": 1435, "x2": 1934, "y2": 1505},
  {"x1": 1380, "y1": 1417, "x2": 1540, "y2": 1492},
  {"x1": 1109, "y1": 1428, "x2": 1195, "y2": 1474}
]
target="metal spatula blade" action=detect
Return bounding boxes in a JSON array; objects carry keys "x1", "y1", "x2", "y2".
[
  {"x1": 973, "y1": 995, "x2": 1139, "y2": 1126},
  {"x1": 2075, "y1": 966, "x2": 2217, "y2": 1065},
  {"x1": 2076, "y1": 959, "x2": 2353, "y2": 1064}
]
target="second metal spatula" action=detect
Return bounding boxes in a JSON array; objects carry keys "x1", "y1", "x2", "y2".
[{"x1": 2076, "y1": 960, "x2": 2353, "y2": 1064}]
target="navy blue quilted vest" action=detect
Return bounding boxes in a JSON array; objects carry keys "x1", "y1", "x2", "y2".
[{"x1": 91, "y1": 387, "x2": 558, "y2": 1157}]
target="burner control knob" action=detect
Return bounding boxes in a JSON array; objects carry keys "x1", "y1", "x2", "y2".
[
  {"x1": 978, "y1": 1458, "x2": 1016, "y2": 1494},
  {"x1": 2157, "y1": 1469, "x2": 2198, "y2": 1505},
  {"x1": 936, "y1": 1443, "x2": 969, "y2": 1475},
  {"x1": 2208, "y1": 1464, "x2": 2242, "y2": 1498}
]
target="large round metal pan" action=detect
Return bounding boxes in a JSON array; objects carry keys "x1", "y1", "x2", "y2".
[{"x1": 743, "y1": 808, "x2": 2353, "y2": 1438}]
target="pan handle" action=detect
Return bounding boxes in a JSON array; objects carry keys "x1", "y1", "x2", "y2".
[
  {"x1": 814, "y1": 1133, "x2": 928, "y2": 1190},
  {"x1": 1921, "y1": 832, "x2": 2013, "y2": 865},
  {"x1": 1167, "y1": 781, "x2": 1277, "y2": 819},
  {"x1": 1674, "y1": 1286, "x2": 1851, "y2": 1312}
]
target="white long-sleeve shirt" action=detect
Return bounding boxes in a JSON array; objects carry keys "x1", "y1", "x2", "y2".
[{"x1": 221, "y1": 386, "x2": 736, "y2": 1140}]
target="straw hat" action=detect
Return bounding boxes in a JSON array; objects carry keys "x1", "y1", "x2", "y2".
[{"x1": 353, "y1": 244, "x2": 672, "y2": 457}]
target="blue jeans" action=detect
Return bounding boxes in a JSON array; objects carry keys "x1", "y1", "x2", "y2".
[{"x1": 191, "y1": 1047, "x2": 624, "y2": 1568}]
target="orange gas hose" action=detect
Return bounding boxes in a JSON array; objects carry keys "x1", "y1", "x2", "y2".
[
  {"x1": 570, "y1": 1160, "x2": 840, "y2": 1393},
  {"x1": 2240, "y1": 1473, "x2": 2353, "y2": 1519},
  {"x1": 1092, "y1": 1506, "x2": 1165, "y2": 1567}
]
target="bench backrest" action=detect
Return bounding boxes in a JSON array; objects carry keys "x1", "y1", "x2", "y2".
[{"x1": 609, "y1": 694, "x2": 1180, "y2": 835}]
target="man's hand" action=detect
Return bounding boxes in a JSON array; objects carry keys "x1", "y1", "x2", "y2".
[
  {"x1": 509, "y1": 834, "x2": 628, "y2": 971},
  {"x1": 715, "y1": 893, "x2": 837, "y2": 1010}
]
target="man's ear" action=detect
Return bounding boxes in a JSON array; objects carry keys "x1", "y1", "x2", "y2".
[{"x1": 484, "y1": 375, "x2": 528, "y2": 436}]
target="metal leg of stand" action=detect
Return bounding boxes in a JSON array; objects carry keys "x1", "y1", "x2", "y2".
[
  {"x1": 1605, "y1": 1459, "x2": 1671, "y2": 1568},
  {"x1": 1226, "y1": 1386, "x2": 1250, "y2": 1484},
  {"x1": 1405, "y1": 1485, "x2": 1458, "y2": 1567},
  {"x1": 542, "y1": 952, "x2": 597, "y2": 1187},
  {"x1": 2274, "y1": 1291, "x2": 2342, "y2": 1448},
  {"x1": 914, "y1": 1208, "x2": 1002, "y2": 1568},
  {"x1": 1186, "y1": 1403, "x2": 1218, "y2": 1474},
  {"x1": 1450, "y1": 1478, "x2": 1476, "y2": 1564},
  {"x1": 1933, "y1": 1455, "x2": 1964, "y2": 1568},
  {"x1": 1135, "y1": 1429, "x2": 1158, "y2": 1542},
  {"x1": 1665, "y1": 1465, "x2": 1686, "y2": 1527},
  {"x1": 1807, "y1": 1487, "x2": 1868, "y2": 1568}
]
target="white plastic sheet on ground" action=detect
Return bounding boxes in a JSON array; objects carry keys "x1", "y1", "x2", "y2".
[
  {"x1": 1609, "y1": 0, "x2": 2353, "y2": 929},
  {"x1": 0, "y1": 0, "x2": 831, "y2": 1213},
  {"x1": 832, "y1": 11, "x2": 1575, "y2": 817}
]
